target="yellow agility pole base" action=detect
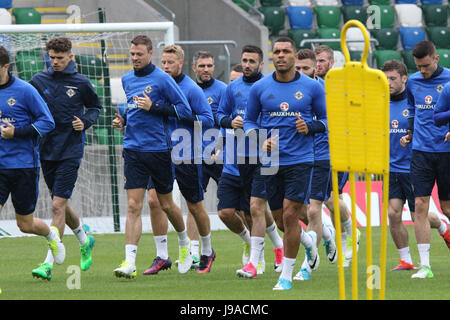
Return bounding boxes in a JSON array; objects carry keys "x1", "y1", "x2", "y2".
[{"x1": 325, "y1": 20, "x2": 390, "y2": 300}]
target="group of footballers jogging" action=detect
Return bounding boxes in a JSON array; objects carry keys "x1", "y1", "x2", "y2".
[{"x1": 0, "y1": 33, "x2": 449, "y2": 290}]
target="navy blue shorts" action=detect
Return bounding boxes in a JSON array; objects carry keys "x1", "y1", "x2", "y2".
[
  {"x1": 174, "y1": 163, "x2": 204, "y2": 203},
  {"x1": 217, "y1": 172, "x2": 250, "y2": 214},
  {"x1": 123, "y1": 149, "x2": 174, "y2": 194},
  {"x1": 264, "y1": 163, "x2": 313, "y2": 205},
  {"x1": 410, "y1": 150, "x2": 450, "y2": 200},
  {"x1": 310, "y1": 160, "x2": 331, "y2": 202},
  {"x1": 0, "y1": 168, "x2": 39, "y2": 215},
  {"x1": 328, "y1": 171, "x2": 349, "y2": 195},
  {"x1": 238, "y1": 162, "x2": 267, "y2": 200},
  {"x1": 202, "y1": 161, "x2": 223, "y2": 192},
  {"x1": 41, "y1": 158, "x2": 81, "y2": 199},
  {"x1": 389, "y1": 171, "x2": 415, "y2": 212}
]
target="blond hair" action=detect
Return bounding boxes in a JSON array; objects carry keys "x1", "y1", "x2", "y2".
[{"x1": 162, "y1": 44, "x2": 184, "y2": 61}]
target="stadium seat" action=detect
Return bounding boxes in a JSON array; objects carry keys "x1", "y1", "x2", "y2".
[
  {"x1": 437, "y1": 49, "x2": 450, "y2": 68},
  {"x1": 349, "y1": 50, "x2": 363, "y2": 61},
  {"x1": 288, "y1": 28, "x2": 316, "y2": 49},
  {"x1": 317, "y1": 27, "x2": 341, "y2": 50},
  {"x1": 395, "y1": 4, "x2": 423, "y2": 27},
  {"x1": 421, "y1": 0, "x2": 442, "y2": 4},
  {"x1": 286, "y1": 6, "x2": 313, "y2": 29},
  {"x1": 400, "y1": 50, "x2": 417, "y2": 73},
  {"x1": 422, "y1": 5, "x2": 448, "y2": 27},
  {"x1": 258, "y1": 6, "x2": 285, "y2": 36},
  {"x1": 370, "y1": 5, "x2": 395, "y2": 29},
  {"x1": 333, "y1": 50, "x2": 346, "y2": 68},
  {"x1": 75, "y1": 54, "x2": 105, "y2": 80},
  {"x1": 315, "y1": 0, "x2": 339, "y2": 5},
  {"x1": 12, "y1": 8, "x2": 41, "y2": 24},
  {"x1": 314, "y1": 6, "x2": 342, "y2": 29},
  {"x1": 0, "y1": 8, "x2": 11, "y2": 24},
  {"x1": 15, "y1": 51, "x2": 45, "y2": 81},
  {"x1": 346, "y1": 27, "x2": 365, "y2": 51},
  {"x1": 398, "y1": 27, "x2": 426, "y2": 50},
  {"x1": 341, "y1": 0, "x2": 364, "y2": 5},
  {"x1": 232, "y1": 0, "x2": 256, "y2": 12},
  {"x1": 373, "y1": 50, "x2": 402, "y2": 68},
  {"x1": 341, "y1": 5, "x2": 368, "y2": 24},
  {"x1": 426, "y1": 27, "x2": 450, "y2": 49},
  {"x1": 370, "y1": 28, "x2": 398, "y2": 50},
  {"x1": 394, "y1": 0, "x2": 417, "y2": 4},
  {"x1": 287, "y1": 0, "x2": 312, "y2": 6},
  {"x1": 368, "y1": 0, "x2": 390, "y2": 5},
  {"x1": 260, "y1": 0, "x2": 282, "y2": 6},
  {"x1": 0, "y1": 0, "x2": 12, "y2": 9}
]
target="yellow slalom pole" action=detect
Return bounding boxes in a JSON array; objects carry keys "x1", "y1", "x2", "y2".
[
  {"x1": 379, "y1": 172, "x2": 389, "y2": 299},
  {"x1": 365, "y1": 175, "x2": 373, "y2": 300},
  {"x1": 332, "y1": 169, "x2": 346, "y2": 300},
  {"x1": 349, "y1": 172, "x2": 358, "y2": 300}
]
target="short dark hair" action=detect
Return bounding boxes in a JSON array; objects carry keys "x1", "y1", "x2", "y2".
[
  {"x1": 231, "y1": 64, "x2": 243, "y2": 72},
  {"x1": 412, "y1": 40, "x2": 436, "y2": 59},
  {"x1": 272, "y1": 37, "x2": 296, "y2": 51},
  {"x1": 241, "y1": 45, "x2": 263, "y2": 62},
  {"x1": 0, "y1": 46, "x2": 9, "y2": 66},
  {"x1": 296, "y1": 49, "x2": 316, "y2": 64},
  {"x1": 192, "y1": 50, "x2": 214, "y2": 66},
  {"x1": 381, "y1": 59, "x2": 408, "y2": 77},
  {"x1": 131, "y1": 35, "x2": 153, "y2": 52},
  {"x1": 46, "y1": 37, "x2": 72, "y2": 53}
]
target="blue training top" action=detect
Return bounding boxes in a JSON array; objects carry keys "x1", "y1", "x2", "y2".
[
  {"x1": 198, "y1": 78, "x2": 227, "y2": 159},
  {"x1": 121, "y1": 63, "x2": 192, "y2": 153},
  {"x1": 217, "y1": 73, "x2": 263, "y2": 175},
  {"x1": 0, "y1": 74, "x2": 54, "y2": 169},
  {"x1": 406, "y1": 66, "x2": 450, "y2": 152},
  {"x1": 30, "y1": 60, "x2": 102, "y2": 161},
  {"x1": 245, "y1": 72, "x2": 327, "y2": 166},
  {"x1": 169, "y1": 73, "x2": 214, "y2": 161},
  {"x1": 389, "y1": 90, "x2": 411, "y2": 173},
  {"x1": 434, "y1": 81, "x2": 450, "y2": 128},
  {"x1": 312, "y1": 76, "x2": 330, "y2": 161}
]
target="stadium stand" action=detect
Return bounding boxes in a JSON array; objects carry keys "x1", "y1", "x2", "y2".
[
  {"x1": 422, "y1": 4, "x2": 448, "y2": 27},
  {"x1": 398, "y1": 27, "x2": 427, "y2": 50},
  {"x1": 395, "y1": 4, "x2": 423, "y2": 27},
  {"x1": 426, "y1": 27, "x2": 450, "y2": 49},
  {"x1": 12, "y1": 7, "x2": 41, "y2": 24},
  {"x1": 286, "y1": 6, "x2": 313, "y2": 29},
  {"x1": 437, "y1": 48, "x2": 450, "y2": 68},
  {"x1": 0, "y1": 7, "x2": 12, "y2": 24}
]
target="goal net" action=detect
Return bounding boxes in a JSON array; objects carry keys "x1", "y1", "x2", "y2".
[{"x1": 0, "y1": 22, "x2": 174, "y2": 234}]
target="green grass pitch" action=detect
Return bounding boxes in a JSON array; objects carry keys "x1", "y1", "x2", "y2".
[{"x1": 0, "y1": 226, "x2": 448, "y2": 300}]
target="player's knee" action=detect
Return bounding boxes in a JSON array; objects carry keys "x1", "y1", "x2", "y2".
[
  {"x1": 388, "y1": 209, "x2": 402, "y2": 224},
  {"x1": 148, "y1": 196, "x2": 161, "y2": 210},
  {"x1": 127, "y1": 198, "x2": 143, "y2": 215},
  {"x1": 218, "y1": 209, "x2": 232, "y2": 221},
  {"x1": 16, "y1": 219, "x2": 32, "y2": 233}
]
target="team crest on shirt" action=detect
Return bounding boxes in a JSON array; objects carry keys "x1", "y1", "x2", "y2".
[
  {"x1": 402, "y1": 109, "x2": 409, "y2": 117},
  {"x1": 294, "y1": 91, "x2": 304, "y2": 100},
  {"x1": 144, "y1": 85, "x2": 152, "y2": 94},
  {"x1": 7, "y1": 97, "x2": 16, "y2": 107},
  {"x1": 391, "y1": 120, "x2": 398, "y2": 128},
  {"x1": 280, "y1": 102, "x2": 289, "y2": 111},
  {"x1": 436, "y1": 84, "x2": 443, "y2": 94},
  {"x1": 66, "y1": 88, "x2": 75, "y2": 98},
  {"x1": 207, "y1": 96, "x2": 214, "y2": 104},
  {"x1": 424, "y1": 95, "x2": 432, "y2": 104}
]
